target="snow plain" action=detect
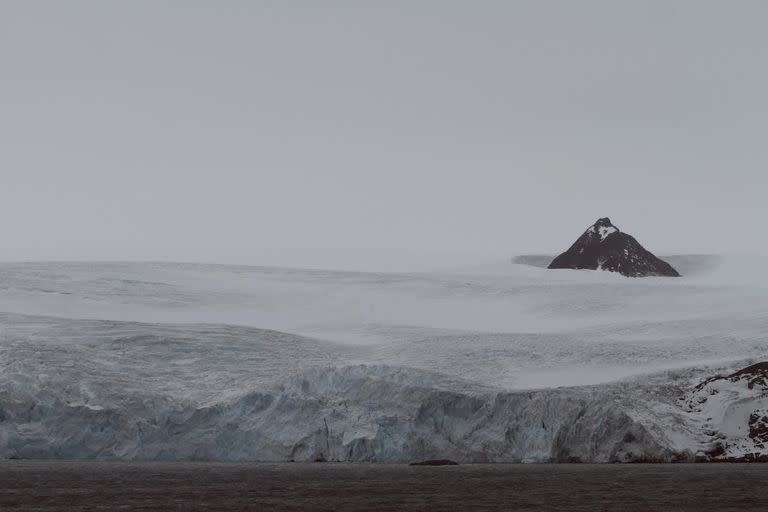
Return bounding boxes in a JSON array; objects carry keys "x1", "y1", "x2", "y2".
[{"x1": 0, "y1": 256, "x2": 766, "y2": 461}]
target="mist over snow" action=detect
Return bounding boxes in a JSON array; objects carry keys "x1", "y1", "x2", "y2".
[{"x1": 0, "y1": 256, "x2": 766, "y2": 462}]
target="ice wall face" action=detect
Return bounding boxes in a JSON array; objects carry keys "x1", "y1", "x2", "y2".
[
  {"x1": 548, "y1": 218, "x2": 680, "y2": 277},
  {"x1": 0, "y1": 365, "x2": 678, "y2": 462},
  {"x1": 5, "y1": 362, "x2": 766, "y2": 463}
]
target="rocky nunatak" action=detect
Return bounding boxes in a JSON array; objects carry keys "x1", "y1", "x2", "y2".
[{"x1": 548, "y1": 217, "x2": 680, "y2": 277}]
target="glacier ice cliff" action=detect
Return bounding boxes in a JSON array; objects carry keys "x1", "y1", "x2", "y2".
[
  {"x1": 3, "y1": 363, "x2": 764, "y2": 463},
  {"x1": 1, "y1": 261, "x2": 767, "y2": 462}
]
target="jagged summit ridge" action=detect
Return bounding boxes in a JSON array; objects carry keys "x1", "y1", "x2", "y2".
[{"x1": 548, "y1": 218, "x2": 680, "y2": 277}]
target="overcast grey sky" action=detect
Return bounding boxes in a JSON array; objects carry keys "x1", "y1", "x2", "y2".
[{"x1": 2, "y1": 1, "x2": 767, "y2": 264}]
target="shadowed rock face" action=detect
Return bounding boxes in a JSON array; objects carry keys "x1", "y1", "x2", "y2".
[{"x1": 548, "y1": 218, "x2": 680, "y2": 277}]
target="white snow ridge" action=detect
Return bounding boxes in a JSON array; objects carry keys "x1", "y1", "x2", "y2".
[{"x1": 0, "y1": 259, "x2": 766, "y2": 462}]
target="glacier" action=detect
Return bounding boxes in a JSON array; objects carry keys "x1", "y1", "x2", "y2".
[{"x1": 0, "y1": 257, "x2": 766, "y2": 462}]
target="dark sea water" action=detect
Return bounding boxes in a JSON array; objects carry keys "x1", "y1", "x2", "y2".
[{"x1": 1, "y1": 462, "x2": 766, "y2": 511}]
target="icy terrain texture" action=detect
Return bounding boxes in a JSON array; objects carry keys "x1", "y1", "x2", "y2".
[{"x1": 0, "y1": 257, "x2": 766, "y2": 461}]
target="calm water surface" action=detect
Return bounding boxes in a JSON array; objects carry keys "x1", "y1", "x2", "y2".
[{"x1": 1, "y1": 462, "x2": 766, "y2": 511}]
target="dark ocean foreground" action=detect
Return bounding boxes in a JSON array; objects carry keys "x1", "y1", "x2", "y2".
[{"x1": 1, "y1": 462, "x2": 767, "y2": 511}]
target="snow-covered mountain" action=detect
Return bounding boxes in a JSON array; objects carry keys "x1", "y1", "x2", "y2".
[{"x1": 548, "y1": 218, "x2": 680, "y2": 277}]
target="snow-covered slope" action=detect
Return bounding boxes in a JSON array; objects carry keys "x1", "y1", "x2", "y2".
[
  {"x1": 0, "y1": 258, "x2": 766, "y2": 461},
  {"x1": 680, "y1": 362, "x2": 768, "y2": 461}
]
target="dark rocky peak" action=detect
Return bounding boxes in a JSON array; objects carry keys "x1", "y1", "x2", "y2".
[{"x1": 548, "y1": 217, "x2": 680, "y2": 278}]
